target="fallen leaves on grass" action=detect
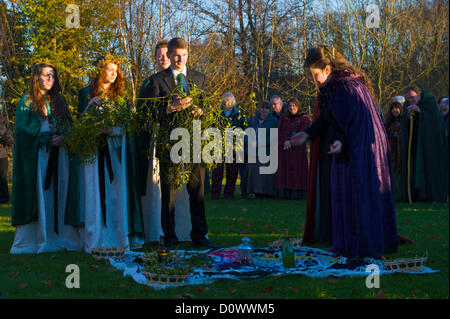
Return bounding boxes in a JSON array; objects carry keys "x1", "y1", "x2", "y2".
[
  {"x1": 258, "y1": 286, "x2": 273, "y2": 295},
  {"x1": 41, "y1": 279, "x2": 52, "y2": 289},
  {"x1": 290, "y1": 286, "x2": 299, "y2": 293},
  {"x1": 196, "y1": 286, "x2": 209, "y2": 293},
  {"x1": 328, "y1": 278, "x2": 339, "y2": 284},
  {"x1": 90, "y1": 265, "x2": 99, "y2": 270},
  {"x1": 18, "y1": 283, "x2": 27, "y2": 289},
  {"x1": 10, "y1": 272, "x2": 19, "y2": 279},
  {"x1": 374, "y1": 290, "x2": 385, "y2": 299}
]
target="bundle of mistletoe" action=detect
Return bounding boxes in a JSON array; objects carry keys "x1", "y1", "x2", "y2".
[
  {"x1": 63, "y1": 95, "x2": 140, "y2": 163},
  {"x1": 141, "y1": 84, "x2": 246, "y2": 189}
]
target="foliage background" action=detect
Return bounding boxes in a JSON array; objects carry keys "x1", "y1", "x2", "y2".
[{"x1": 1, "y1": 0, "x2": 448, "y2": 121}]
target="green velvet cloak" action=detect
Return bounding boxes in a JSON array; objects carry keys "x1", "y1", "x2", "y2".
[
  {"x1": 401, "y1": 91, "x2": 449, "y2": 202},
  {"x1": 11, "y1": 94, "x2": 82, "y2": 227}
]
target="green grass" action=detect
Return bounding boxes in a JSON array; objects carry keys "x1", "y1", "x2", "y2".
[{"x1": 0, "y1": 195, "x2": 448, "y2": 299}]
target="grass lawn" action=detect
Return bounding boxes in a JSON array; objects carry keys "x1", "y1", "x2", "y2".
[{"x1": 0, "y1": 191, "x2": 448, "y2": 299}]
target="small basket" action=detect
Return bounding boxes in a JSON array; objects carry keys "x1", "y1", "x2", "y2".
[
  {"x1": 144, "y1": 272, "x2": 188, "y2": 286},
  {"x1": 382, "y1": 253, "x2": 428, "y2": 272},
  {"x1": 91, "y1": 247, "x2": 126, "y2": 260}
]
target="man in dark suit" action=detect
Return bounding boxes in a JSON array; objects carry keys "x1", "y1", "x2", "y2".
[{"x1": 140, "y1": 37, "x2": 214, "y2": 249}]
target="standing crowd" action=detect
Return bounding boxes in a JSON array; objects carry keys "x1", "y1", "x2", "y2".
[{"x1": 5, "y1": 37, "x2": 449, "y2": 259}]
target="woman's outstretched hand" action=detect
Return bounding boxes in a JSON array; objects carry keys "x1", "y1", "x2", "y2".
[
  {"x1": 328, "y1": 140, "x2": 343, "y2": 154},
  {"x1": 290, "y1": 131, "x2": 309, "y2": 147}
]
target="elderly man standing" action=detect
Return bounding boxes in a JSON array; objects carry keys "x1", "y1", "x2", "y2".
[
  {"x1": 270, "y1": 95, "x2": 286, "y2": 119},
  {"x1": 211, "y1": 93, "x2": 247, "y2": 199}
]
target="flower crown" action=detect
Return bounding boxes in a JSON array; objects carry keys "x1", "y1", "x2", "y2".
[{"x1": 89, "y1": 53, "x2": 128, "y2": 78}]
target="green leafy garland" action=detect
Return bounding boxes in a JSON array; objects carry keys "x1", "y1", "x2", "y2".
[
  {"x1": 55, "y1": 57, "x2": 250, "y2": 189},
  {"x1": 141, "y1": 82, "x2": 247, "y2": 189}
]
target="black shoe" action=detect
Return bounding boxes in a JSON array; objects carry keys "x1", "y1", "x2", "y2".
[{"x1": 192, "y1": 239, "x2": 219, "y2": 249}]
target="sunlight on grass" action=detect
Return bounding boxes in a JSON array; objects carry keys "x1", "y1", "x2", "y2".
[{"x1": 0, "y1": 216, "x2": 14, "y2": 232}]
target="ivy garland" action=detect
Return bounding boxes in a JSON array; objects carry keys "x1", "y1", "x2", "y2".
[{"x1": 62, "y1": 95, "x2": 138, "y2": 163}]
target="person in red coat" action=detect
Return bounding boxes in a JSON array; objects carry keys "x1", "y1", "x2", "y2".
[{"x1": 275, "y1": 97, "x2": 310, "y2": 199}]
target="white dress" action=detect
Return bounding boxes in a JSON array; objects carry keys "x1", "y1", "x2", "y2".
[
  {"x1": 11, "y1": 118, "x2": 81, "y2": 254},
  {"x1": 80, "y1": 127, "x2": 144, "y2": 253},
  {"x1": 141, "y1": 146, "x2": 192, "y2": 242}
]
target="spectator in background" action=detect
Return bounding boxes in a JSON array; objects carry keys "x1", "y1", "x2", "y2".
[
  {"x1": 401, "y1": 85, "x2": 448, "y2": 202},
  {"x1": 392, "y1": 95, "x2": 406, "y2": 105},
  {"x1": 211, "y1": 93, "x2": 247, "y2": 199},
  {"x1": 384, "y1": 100, "x2": 403, "y2": 200},
  {"x1": 247, "y1": 101, "x2": 278, "y2": 198},
  {"x1": 270, "y1": 95, "x2": 286, "y2": 120},
  {"x1": 0, "y1": 105, "x2": 13, "y2": 203},
  {"x1": 438, "y1": 96, "x2": 449, "y2": 133},
  {"x1": 275, "y1": 97, "x2": 310, "y2": 199}
]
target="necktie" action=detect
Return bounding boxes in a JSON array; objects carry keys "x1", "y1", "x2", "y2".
[{"x1": 176, "y1": 73, "x2": 189, "y2": 95}]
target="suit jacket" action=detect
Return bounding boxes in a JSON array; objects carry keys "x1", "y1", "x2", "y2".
[{"x1": 139, "y1": 67, "x2": 208, "y2": 161}]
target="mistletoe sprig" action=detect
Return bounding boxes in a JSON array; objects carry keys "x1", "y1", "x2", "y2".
[
  {"x1": 142, "y1": 251, "x2": 192, "y2": 276},
  {"x1": 139, "y1": 83, "x2": 245, "y2": 189}
]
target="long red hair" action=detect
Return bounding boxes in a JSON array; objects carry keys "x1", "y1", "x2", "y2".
[{"x1": 90, "y1": 57, "x2": 125, "y2": 99}]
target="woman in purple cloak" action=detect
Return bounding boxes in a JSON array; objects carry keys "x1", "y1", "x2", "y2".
[{"x1": 291, "y1": 45, "x2": 398, "y2": 258}]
